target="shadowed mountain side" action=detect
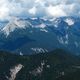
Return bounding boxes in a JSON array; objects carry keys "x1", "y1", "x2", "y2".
[{"x1": 0, "y1": 49, "x2": 80, "y2": 80}]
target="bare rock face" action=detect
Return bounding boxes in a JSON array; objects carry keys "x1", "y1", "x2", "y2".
[
  {"x1": 29, "y1": 60, "x2": 45, "y2": 76},
  {"x1": 8, "y1": 64, "x2": 23, "y2": 80}
]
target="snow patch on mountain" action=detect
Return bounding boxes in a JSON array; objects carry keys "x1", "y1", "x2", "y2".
[
  {"x1": 20, "y1": 52, "x2": 23, "y2": 56},
  {"x1": 58, "y1": 36, "x2": 69, "y2": 45},
  {"x1": 64, "y1": 18, "x2": 74, "y2": 26},
  {"x1": 34, "y1": 23, "x2": 46, "y2": 28},
  {"x1": 49, "y1": 18, "x2": 57, "y2": 22},
  {"x1": 52, "y1": 18, "x2": 61, "y2": 28},
  {"x1": 41, "y1": 18, "x2": 48, "y2": 21},
  {"x1": 2, "y1": 21, "x2": 25, "y2": 36},
  {"x1": 31, "y1": 18, "x2": 38, "y2": 20},
  {"x1": 31, "y1": 48, "x2": 48, "y2": 53},
  {"x1": 1, "y1": 18, "x2": 31, "y2": 37},
  {"x1": 39, "y1": 23, "x2": 46, "y2": 28},
  {"x1": 40, "y1": 29, "x2": 48, "y2": 32}
]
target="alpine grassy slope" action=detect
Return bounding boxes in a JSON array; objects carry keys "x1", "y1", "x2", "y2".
[{"x1": 0, "y1": 49, "x2": 80, "y2": 80}]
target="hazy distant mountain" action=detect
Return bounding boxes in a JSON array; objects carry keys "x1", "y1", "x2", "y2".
[
  {"x1": 0, "y1": 17, "x2": 80, "y2": 54},
  {"x1": 0, "y1": 49, "x2": 80, "y2": 80}
]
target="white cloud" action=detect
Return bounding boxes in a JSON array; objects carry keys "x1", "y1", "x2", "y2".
[
  {"x1": 46, "y1": 5, "x2": 67, "y2": 17},
  {"x1": 29, "y1": 7, "x2": 37, "y2": 15},
  {"x1": 35, "y1": 0, "x2": 46, "y2": 6},
  {"x1": 0, "y1": 0, "x2": 80, "y2": 20},
  {"x1": 0, "y1": 5, "x2": 9, "y2": 20}
]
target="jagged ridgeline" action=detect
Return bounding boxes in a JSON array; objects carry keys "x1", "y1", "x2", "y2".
[
  {"x1": 0, "y1": 17, "x2": 80, "y2": 55},
  {"x1": 0, "y1": 49, "x2": 80, "y2": 80}
]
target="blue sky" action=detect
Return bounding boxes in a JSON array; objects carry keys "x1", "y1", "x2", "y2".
[{"x1": 0, "y1": 0, "x2": 80, "y2": 20}]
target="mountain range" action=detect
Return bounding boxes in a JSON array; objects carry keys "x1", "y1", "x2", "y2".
[{"x1": 0, "y1": 17, "x2": 80, "y2": 55}]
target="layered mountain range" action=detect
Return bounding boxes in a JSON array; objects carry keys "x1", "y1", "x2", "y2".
[{"x1": 0, "y1": 17, "x2": 80, "y2": 55}]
